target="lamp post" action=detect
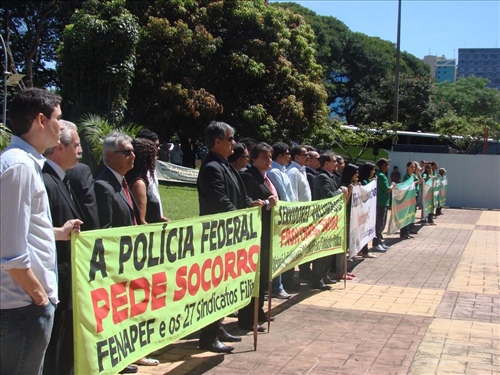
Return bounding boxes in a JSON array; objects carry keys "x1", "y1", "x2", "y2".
[{"x1": 393, "y1": 0, "x2": 402, "y2": 123}]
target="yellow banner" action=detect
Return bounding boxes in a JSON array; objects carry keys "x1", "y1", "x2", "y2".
[
  {"x1": 71, "y1": 207, "x2": 261, "y2": 374},
  {"x1": 271, "y1": 195, "x2": 346, "y2": 278}
]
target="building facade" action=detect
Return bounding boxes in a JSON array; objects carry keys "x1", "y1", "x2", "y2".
[
  {"x1": 423, "y1": 55, "x2": 456, "y2": 83},
  {"x1": 457, "y1": 48, "x2": 500, "y2": 90}
]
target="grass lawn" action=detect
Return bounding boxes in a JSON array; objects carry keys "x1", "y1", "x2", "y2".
[{"x1": 159, "y1": 183, "x2": 199, "y2": 221}]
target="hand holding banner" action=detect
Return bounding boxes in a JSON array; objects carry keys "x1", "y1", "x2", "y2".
[{"x1": 72, "y1": 208, "x2": 261, "y2": 374}]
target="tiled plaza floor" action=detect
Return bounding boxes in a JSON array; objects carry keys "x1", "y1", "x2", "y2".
[{"x1": 136, "y1": 208, "x2": 500, "y2": 375}]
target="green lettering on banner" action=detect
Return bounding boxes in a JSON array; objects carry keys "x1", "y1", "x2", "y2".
[
  {"x1": 71, "y1": 207, "x2": 261, "y2": 375},
  {"x1": 270, "y1": 195, "x2": 346, "y2": 278}
]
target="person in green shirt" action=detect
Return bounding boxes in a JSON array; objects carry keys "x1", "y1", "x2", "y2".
[{"x1": 374, "y1": 158, "x2": 396, "y2": 251}]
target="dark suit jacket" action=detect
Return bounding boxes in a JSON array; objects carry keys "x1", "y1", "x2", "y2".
[
  {"x1": 240, "y1": 166, "x2": 273, "y2": 255},
  {"x1": 43, "y1": 162, "x2": 84, "y2": 309},
  {"x1": 95, "y1": 167, "x2": 139, "y2": 228},
  {"x1": 197, "y1": 151, "x2": 253, "y2": 215},
  {"x1": 66, "y1": 163, "x2": 99, "y2": 231},
  {"x1": 314, "y1": 168, "x2": 341, "y2": 201},
  {"x1": 238, "y1": 165, "x2": 273, "y2": 321}
]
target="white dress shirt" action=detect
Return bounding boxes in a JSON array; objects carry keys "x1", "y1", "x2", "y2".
[{"x1": 286, "y1": 160, "x2": 311, "y2": 202}]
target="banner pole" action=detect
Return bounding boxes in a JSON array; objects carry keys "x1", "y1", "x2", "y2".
[
  {"x1": 267, "y1": 281, "x2": 272, "y2": 332},
  {"x1": 253, "y1": 296, "x2": 259, "y2": 351}
]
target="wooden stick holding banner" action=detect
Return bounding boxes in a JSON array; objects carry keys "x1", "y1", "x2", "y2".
[{"x1": 253, "y1": 296, "x2": 259, "y2": 350}]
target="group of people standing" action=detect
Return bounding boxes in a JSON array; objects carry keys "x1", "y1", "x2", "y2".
[
  {"x1": 0, "y1": 88, "x2": 447, "y2": 374},
  {"x1": 0, "y1": 88, "x2": 169, "y2": 374}
]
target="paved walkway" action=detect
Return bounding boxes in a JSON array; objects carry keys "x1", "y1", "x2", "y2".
[{"x1": 137, "y1": 208, "x2": 499, "y2": 375}]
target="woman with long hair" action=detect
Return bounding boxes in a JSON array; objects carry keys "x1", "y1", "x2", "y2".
[{"x1": 126, "y1": 138, "x2": 167, "y2": 224}]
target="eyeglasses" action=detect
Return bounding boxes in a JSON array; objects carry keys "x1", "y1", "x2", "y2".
[
  {"x1": 241, "y1": 155, "x2": 250, "y2": 159},
  {"x1": 227, "y1": 136, "x2": 235, "y2": 142},
  {"x1": 114, "y1": 149, "x2": 135, "y2": 156},
  {"x1": 299, "y1": 153, "x2": 309, "y2": 157}
]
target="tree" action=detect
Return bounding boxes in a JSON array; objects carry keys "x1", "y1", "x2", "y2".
[
  {"x1": 125, "y1": 0, "x2": 328, "y2": 142},
  {"x1": 308, "y1": 117, "x2": 402, "y2": 164},
  {"x1": 58, "y1": 0, "x2": 139, "y2": 123},
  {"x1": 433, "y1": 76, "x2": 500, "y2": 120},
  {"x1": 271, "y1": 3, "x2": 433, "y2": 129},
  {"x1": 430, "y1": 77, "x2": 500, "y2": 153},
  {"x1": 0, "y1": 1, "x2": 83, "y2": 88}
]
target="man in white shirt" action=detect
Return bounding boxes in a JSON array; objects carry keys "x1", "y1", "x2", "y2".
[
  {"x1": 286, "y1": 145, "x2": 312, "y2": 280},
  {"x1": 286, "y1": 145, "x2": 311, "y2": 202},
  {"x1": 0, "y1": 88, "x2": 81, "y2": 375},
  {"x1": 267, "y1": 142, "x2": 296, "y2": 297}
]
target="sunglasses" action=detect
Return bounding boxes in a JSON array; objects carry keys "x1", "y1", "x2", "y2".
[{"x1": 114, "y1": 149, "x2": 134, "y2": 156}]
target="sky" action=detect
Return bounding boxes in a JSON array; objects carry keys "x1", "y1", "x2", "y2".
[{"x1": 270, "y1": 1, "x2": 500, "y2": 60}]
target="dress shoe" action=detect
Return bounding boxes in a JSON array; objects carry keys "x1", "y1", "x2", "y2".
[
  {"x1": 322, "y1": 276, "x2": 337, "y2": 284},
  {"x1": 258, "y1": 314, "x2": 275, "y2": 322},
  {"x1": 311, "y1": 281, "x2": 332, "y2": 290},
  {"x1": 400, "y1": 234, "x2": 411, "y2": 239},
  {"x1": 238, "y1": 323, "x2": 266, "y2": 332},
  {"x1": 119, "y1": 365, "x2": 138, "y2": 374},
  {"x1": 283, "y1": 283, "x2": 299, "y2": 293},
  {"x1": 217, "y1": 326, "x2": 242, "y2": 342},
  {"x1": 199, "y1": 338, "x2": 234, "y2": 353}
]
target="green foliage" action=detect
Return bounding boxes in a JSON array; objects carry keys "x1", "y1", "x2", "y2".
[
  {"x1": 271, "y1": 3, "x2": 433, "y2": 130},
  {"x1": 126, "y1": 0, "x2": 328, "y2": 142},
  {"x1": 0, "y1": 1, "x2": 83, "y2": 88},
  {"x1": 433, "y1": 77, "x2": 500, "y2": 120},
  {"x1": 431, "y1": 77, "x2": 500, "y2": 153},
  {"x1": 309, "y1": 117, "x2": 401, "y2": 163},
  {"x1": 78, "y1": 113, "x2": 143, "y2": 164},
  {"x1": 0, "y1": 124, "x2": 13, "y2": 151},
  {"x1": 58, "y1": 0, "x2": 139, "y2": 123}
]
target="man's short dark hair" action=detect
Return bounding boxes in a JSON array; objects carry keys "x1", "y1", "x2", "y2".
[
  {"x1": 319, "y1": 151, "x2": 336, "y2": 167},
  {"x1": 239, "y1": 137, "x2": 257, "y2": 151},
  {"x1": 250, "y1": 142, "x2": 273, "y2": 161},
  {"x1": 205, "y1": 121, "x2": 234, "y2": 149},
  {"x1": 290, "y1": 145, "x2": 305, "y2": 161},
  {"x1": 9, "y1": 88, "x2": 62, "y2": 136},
  {"x1": 227, "y1": 142, "x2": 247, "y2": 162},
  {"x1": 136, "y1": 128, "x2": 159, "y2": 142},
  {"x1": 303, "y1": 145, "x2": 317, "y2": 152},
  {"x1": 272, "y1": 142, "x2": 289, "y2": 161}
]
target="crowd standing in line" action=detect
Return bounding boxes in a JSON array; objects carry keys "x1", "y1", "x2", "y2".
[{"x1": 0, "y1": 89, "x2": 446, "y2": 374}]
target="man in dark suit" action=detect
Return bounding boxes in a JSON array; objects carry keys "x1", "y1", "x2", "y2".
[
  {"x1": 197, "y1": 121, "x2": 264, "y2": 353},
  {"x1": 239, "y1": 142, "x2": 278, "y2": 330},
  {"x1": 312, "y1": 151, "x2": 346, "y2": 290},
  {"x1": 66, "y1": 162, "x2": 100, "y2": 231},
  {"x1": 42, "y1": 120, "x2": 85, "y2": 375},
  {"x1": 95, "y1": 131, "x2": 139, "y2": 228},
  {"x1": 93, "y1": 131, "x2": 142, "y2": 373}
]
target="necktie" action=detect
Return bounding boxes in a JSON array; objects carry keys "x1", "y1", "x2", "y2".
[
  {"x1": 122, "y1": 179, "x2": 137, "y2": 225},
  {"x1": 264, "y1": 175, "x2": 278, "y2": 197},
  {"x1": 63, "y1": 176, "x2": 74, "y2": 202}
]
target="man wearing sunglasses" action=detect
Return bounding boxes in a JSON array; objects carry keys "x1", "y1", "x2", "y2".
[{"x1": 95, "y1": 131, "x2": 139, "y2": 229}]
